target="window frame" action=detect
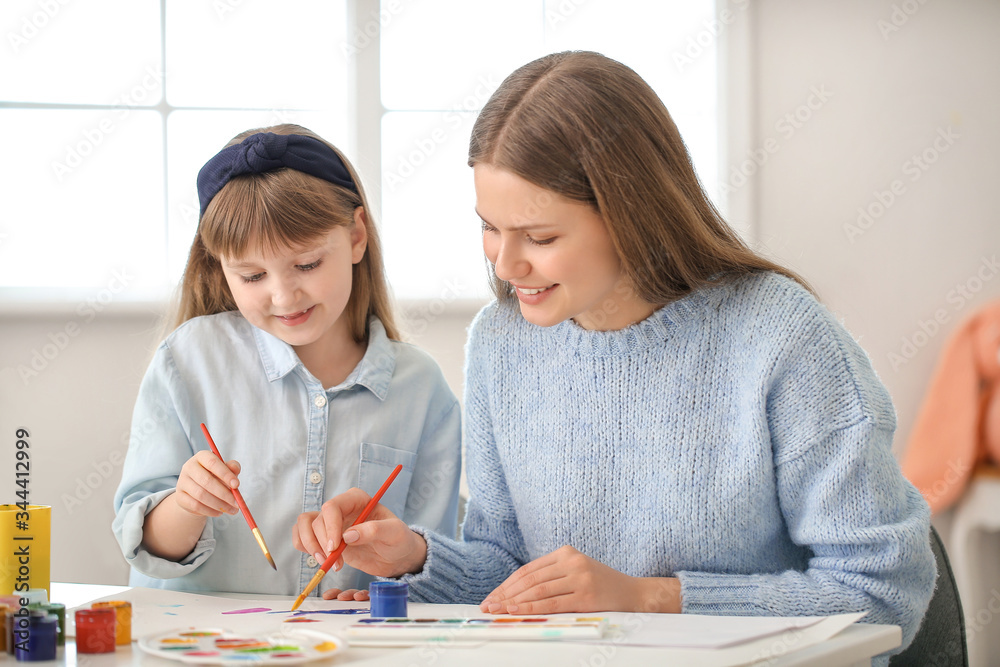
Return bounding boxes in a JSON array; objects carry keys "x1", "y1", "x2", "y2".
[{"x1": 0, "y1": 0, "x2": 743, "y2": 314}]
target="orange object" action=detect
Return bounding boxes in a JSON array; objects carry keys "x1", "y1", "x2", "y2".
[
  {"x1": 901, "y1": 301, "x2": 1000, "y2": 513},
  {"x1": 291, "y1": 464, "x2": 404, "y2": 611},
  {"x1": 92, "y1": 600, "x2": 131, "y2": 645},
  {"x1": 75, "y1": 608, "x2": 116, "y2": 653},
  {"x1": 200, "y1": 423, "x2": 276, "y2": 570}
]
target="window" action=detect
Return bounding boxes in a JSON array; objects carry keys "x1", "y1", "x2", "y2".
[
  {"x1": 379, "y1": 0, "x2": 719, "y2": 301},
  {"x1": 1, "y1": 0, "x2": 718, "y2": 304},
  {"x1": 0, "y1": 0, "x2": 348, "y2": 300}
]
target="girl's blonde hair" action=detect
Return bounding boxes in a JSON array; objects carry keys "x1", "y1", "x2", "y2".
[
  {"x1": 172, "y1": 124, "x2": 398, "y2": 342},
  {"x1": 468, "y1": 51, "x2": 808, "y2": 304}
]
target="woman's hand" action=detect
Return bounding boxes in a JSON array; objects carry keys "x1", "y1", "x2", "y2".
[
  {"x1": 320, "y1": 588, "x2": 370, "y2": 602},
  {"x1": 479, "y1": 545, "x2": 682, "y2": 615},
  {"x1": 174, "y1": 451, "x2": 242, "y2": 516},
  {"x1": 292, "y1": 487, "x2": 428, "y2": 578}
]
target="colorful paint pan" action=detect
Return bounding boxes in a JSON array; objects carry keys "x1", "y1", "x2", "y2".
[
  {"x1": 346, "y1": 617, "x2": 609, "y2": 643},
  {"x1": 137, "y1": 628, "x2": 344, "y2": 664}
]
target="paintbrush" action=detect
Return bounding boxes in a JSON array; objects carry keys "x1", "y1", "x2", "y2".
[
  {"x1": 291, "y1": 464, "x2": 403, "y2": 611},
  {"x1": 199, "y1": 423, "x2": 277, "y2": 570}
]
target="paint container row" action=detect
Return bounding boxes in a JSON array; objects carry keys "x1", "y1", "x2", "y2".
[
  {"x1": 1, "y1": 591, "x2": 64, "y2": 662},
  {"x1": 1, "y1": 596, "x2": 131, "y2": 660}
]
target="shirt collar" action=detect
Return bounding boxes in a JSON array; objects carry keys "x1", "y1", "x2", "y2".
[{"x1": 252, "y1": 317, "x2": 396, "y2": 399}]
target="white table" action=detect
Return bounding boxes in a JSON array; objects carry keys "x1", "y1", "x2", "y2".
[{"x1": 34, "y1": 582, "x2": 900, "y2": 666}]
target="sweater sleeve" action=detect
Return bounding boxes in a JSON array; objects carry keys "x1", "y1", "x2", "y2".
[
  {"x1": 402, "y1": 305, "x2": 531, "y2": 603},
  {"x1": 111, "y1": 342, "x2": 217, "y2": 578},
  {"x1": 677, "y1": 304, "x2": 936, "y2": 654}
]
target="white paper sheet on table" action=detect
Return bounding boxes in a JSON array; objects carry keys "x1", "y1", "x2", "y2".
[
  {"x1": 585, "y1": 610, "x2": 865, "y2": 647},
  {"x1": 64, "y1": 587, "x2": 865, "y2": 659}
]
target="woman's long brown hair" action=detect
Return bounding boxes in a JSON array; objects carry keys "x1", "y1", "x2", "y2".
[{"x1": 469, "y1": 51, "x2": 809, "y2": 305}]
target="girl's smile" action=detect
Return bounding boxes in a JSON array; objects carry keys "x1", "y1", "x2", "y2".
[
  {"x1": 277, "y1": 306, "x2": 315, "y2": 325},
  {"x1": 218, "y1": 208, "x2": 368, "y2": 386}
]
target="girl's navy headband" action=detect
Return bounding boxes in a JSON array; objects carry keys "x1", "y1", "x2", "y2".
[{"x1": 196, "y1": 132, "x2": 359, "y2": 217}]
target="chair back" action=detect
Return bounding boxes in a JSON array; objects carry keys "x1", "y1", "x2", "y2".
[{"x1": 889, "y1": 525, "x2": 968, "y2": 666}]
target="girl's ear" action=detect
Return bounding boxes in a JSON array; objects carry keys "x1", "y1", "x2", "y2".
[{"x1": 351, "y1": 207, "x2": 369, "y2": 264}]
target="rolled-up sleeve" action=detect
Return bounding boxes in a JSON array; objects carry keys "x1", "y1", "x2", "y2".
[{"x1": 112, "y1": 342, "x2": 216, "y2": 579}]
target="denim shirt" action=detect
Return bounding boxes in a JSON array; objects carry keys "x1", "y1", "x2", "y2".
[{"x1": 112, "y1": 311, "x2": 461, "y2": 596}]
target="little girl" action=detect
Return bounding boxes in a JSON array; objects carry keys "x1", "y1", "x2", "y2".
[
  {"x1": 113, "y1": 124, "x2": 461, "y2": 597},
  {"x1": 297, "y1": 53, "x2": 935, "y2": 662}
]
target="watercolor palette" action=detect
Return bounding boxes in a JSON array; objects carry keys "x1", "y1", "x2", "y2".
[
  {"x1": 137, "y1": 627, "x2": 344, "y2": 664},
  {"x1": 346, "y1": 617, "x2": 609, "y2": 642}
]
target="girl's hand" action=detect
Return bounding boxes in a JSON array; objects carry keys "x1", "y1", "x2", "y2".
[
  {"x1": 292, "y1": 487, "x2": 428, "y2": 578},
  {"x1": 321, "y1": 588, "x2": 370, "y2": 602},
  {"x1": 174, "y1": 450, "x2": 241, "y2": 517},
  {"x1": 479, "y1": 545, "x2": 682, "y2": 615}
]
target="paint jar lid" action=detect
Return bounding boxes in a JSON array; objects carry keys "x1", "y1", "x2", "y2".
[
  {"x1": 0, "y1": 595, "x2": 21, "y2": 609},
  {"x1": 369, "y1": 581, "x2": 408, "y2": 597},
  {"x1": 93, "y1": 600, "x2": 131, "y2": 609},
  {"x1": 27, "y1": 611, "x2": 57, "y2": 627},
  {"x1": 24, "y1": 589, "x2": 47, "y2": 606}
]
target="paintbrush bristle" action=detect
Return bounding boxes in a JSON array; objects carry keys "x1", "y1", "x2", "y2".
[
  {"x1": 291, "y1": 569, "x2": 326, "y2": 611},
  {"x1": 251, "y1": 528, "x2": 277, "y2": 570}
]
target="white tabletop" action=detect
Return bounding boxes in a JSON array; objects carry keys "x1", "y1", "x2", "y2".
[{"x1": 31, "y1": 582, "x2": 899, "y2": 667}]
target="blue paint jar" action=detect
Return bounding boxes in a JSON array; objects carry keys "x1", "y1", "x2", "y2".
[
  {"x1": 14, "y1": 610, "x2": 57, "y2": 662},
  {"x1": 369, "y1": 581, "x2": 408, "y2": 618}
]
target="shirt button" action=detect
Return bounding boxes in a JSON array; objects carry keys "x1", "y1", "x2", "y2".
[
  {"x1": 309, "y1": 472, "x2": 323, "y2": 485},
  {"x1": 306, "y1": 556, "x2": 318, "y2": 568},
  {"x1": 314, "y1": 394, "x2": 327, "y2": 408}
]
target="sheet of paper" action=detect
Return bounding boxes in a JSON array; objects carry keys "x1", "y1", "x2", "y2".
[
  {"x1": 64, "y1": 586, "x2": 866, "y2": 666},
  {"x1": 596, "y1": 612, "x2": 826, "y2": 648},
  {"x1": 591, "y1": 612, "x2": 868, "y2": 667}
]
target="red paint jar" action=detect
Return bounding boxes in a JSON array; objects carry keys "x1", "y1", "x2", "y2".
[{"x1": 74, "y1": 608, "x2": 115, "y2": 654}]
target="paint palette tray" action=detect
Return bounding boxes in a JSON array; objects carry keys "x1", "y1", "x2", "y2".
[
  {"x1": 346, "y1": 616, "x2": 609, "y2": 643},
  {"x1": 138, "y1": 627, "x2": 344, "y2": 664}
]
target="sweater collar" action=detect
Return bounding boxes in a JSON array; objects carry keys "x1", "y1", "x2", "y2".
[{"x1": 544, "y1": 284, "x2": 719, "y2": 356}]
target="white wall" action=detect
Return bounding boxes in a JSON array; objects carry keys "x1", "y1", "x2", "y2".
[
  {"x1": 750, "y1": 0, "x2": 1000, "y2": 453},
  {"x1": 1, "y1": 1, "x2": 998, "y2": 659},
  {"x1": 746, "y1": 2, "x2": 1000, "y2": 664}
]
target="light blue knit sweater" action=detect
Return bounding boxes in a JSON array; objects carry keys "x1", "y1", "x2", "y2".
[{"x1": 404, "y1": 272, "x2": 934, "y2": 658}]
